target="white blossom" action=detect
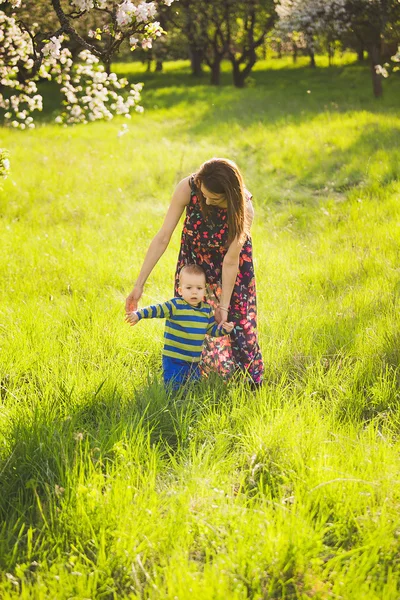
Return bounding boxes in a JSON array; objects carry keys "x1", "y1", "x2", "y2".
[
  {"x1": 0, "y1": 148, "x2": 10, "y2": 181},
  {"x1": 375, "y1": 64, "x2": 389, "y2": 78},
  {"x1": 141, "y1": 37, "x2": 153, "y2": 49},
  {"x1": 136, "y1": 1, "x2": 157, "y2": 23},
  {"x1": 42, "y1": 36, "x2": 64, "y2": 60},
  {"x1": 117, "y1": 123, "x2": 129, "y2": 136},
  {"x1": 0, "y1": 0, "x2": 171, "y2": 128},
  {"x1": 391, "y1": 46, "x2": 400, "y2": 63},
  {"x1": 129, "y1": 35, "x2": 139, "y2": 49},
  {"x1": 276, "y1": 0, "x2": 348, "y2": 51},
  {"x1": 0, "y1": 0, "x2": 22, "y2": 6},
  {"x1": 70, "y1": 0, "x2": 95, "y2": 10},
  {"x1": 116, "y1": 1, "x2": 136, "y2": 26}
]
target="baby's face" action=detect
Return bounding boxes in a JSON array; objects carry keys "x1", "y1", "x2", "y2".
[{"x1": 178, "y1": 272, "x2": 206, "y2": 306}]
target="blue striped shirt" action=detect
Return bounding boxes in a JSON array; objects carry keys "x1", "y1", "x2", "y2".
[{"x1": 134, "y1": 297, "x2": 226, "y2": 362}]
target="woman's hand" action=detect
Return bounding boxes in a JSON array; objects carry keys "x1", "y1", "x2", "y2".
[
  {"x1": 125, "y1": 285, "x2": 143, "y2": 313},
  {"x1": 216, "y1": 306, "x2": 229, "y2": 330},
  {"x1": 125, "y1": 311, "x2": 139, "y2": 326}
]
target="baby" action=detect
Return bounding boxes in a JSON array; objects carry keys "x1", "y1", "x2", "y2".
[{"x1": 125, "y1": 264, "x2": 233, "y2": 388}]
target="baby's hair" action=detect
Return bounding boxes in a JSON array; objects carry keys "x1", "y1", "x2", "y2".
[{"x1": 179, "y1": 263, "x2": 206, "y2": 283}]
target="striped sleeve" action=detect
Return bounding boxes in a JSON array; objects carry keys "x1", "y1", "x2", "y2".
[
  {"x1": 207, "y1": 315, "x2": 226, "y2": 338},
  {"x1": 135, "y1": 300, "x2": 174, "y2": 321}
]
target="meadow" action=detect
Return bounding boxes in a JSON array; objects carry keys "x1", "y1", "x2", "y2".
[{"x1": 0, "y1": 55, "x2": 400, "y2": 599}]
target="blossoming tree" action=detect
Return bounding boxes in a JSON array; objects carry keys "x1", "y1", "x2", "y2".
[
  {"x1": 0, "y1": 0, "x2": 174, "y2": 129},
  {"x1": 0, "y1": 147, "x2": 10, "y2": 186},
  {"x1": 344, "y1": 0, "x2": 400, "y2": 97},
  {"x1": 276, "y1": 0, "x2": 348, "y2": 68},
  {"x1": 276, "y1": 0, "x2": 400, "y2": 96}
]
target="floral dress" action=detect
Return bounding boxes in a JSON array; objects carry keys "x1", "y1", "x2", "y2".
[{"x1": 174, "y1": 177, "x2": 264, "y2": 385}]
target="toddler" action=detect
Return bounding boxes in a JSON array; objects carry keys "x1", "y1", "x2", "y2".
[{"x1": 126, "y1": 264, "x2": 233, "y2": 388}]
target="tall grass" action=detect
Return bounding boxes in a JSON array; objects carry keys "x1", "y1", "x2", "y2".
[{"x1": 0, "y1": 56, "x2": 399, "y2": 599}]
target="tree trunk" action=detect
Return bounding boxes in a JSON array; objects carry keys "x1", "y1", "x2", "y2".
[
  {"x1": 262, "y1": 39, "x2": 267, "y2": 60},
  {"x1": 357, "y1": 47, "x2": 364, "y2": 61},
  {"x1": 104, "y1": 58, "x2": 111, "y2": 75},
  {"x1": 328, "y1": 43, "x2": 333, "y2": 66},
  {"x1": 231, "y1": 54, "x2": 256, "y2": 88},
  {"x1": 155, "y1": 60, "x2": 163, "y2": 72},
  {"x1": 232, "y1": 62, "x2": 245, "y2": 88},
  {"x1": 190, "y1": 47, "x2": 203, "y2": 77},
  {"x1": 210, "y1": 59, "x2": 221, "y2": 85},
  {"x1": 277, "y1": 41, "x2": 282, "y2": 59},
  {"x1": 308, "y1": 48, "x2": 316, "y2": 68},
  {"x1": 292, "y1": 44, "x2": 297, "y2": 64},
  {"x1": 369, "y1": 43, "x2": 383, "y2": 98}
]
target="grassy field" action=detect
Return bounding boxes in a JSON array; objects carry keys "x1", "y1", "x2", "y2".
[{"x1": 0, "y1": 55, "x2": 400, "y2": 599}]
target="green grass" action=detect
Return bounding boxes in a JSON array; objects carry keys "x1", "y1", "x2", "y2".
[{"x1": 0, "y1": 56, "x2": 400, "y2": 599}]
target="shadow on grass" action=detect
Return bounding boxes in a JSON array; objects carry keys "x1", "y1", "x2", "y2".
[
  {"x1": 0, "y1": 373, "x2": 231, "y2": 524},
  {"x1": 0, "y1": 371, "x2": 241, "y2": 569},
  {"x1": 140, "y1": 62, "x2": 399, "y2": 115},
  {"x1": 0, "y1": 359, "x2": 399, "y2": 571},
  {"x1": 125, "y1": 62, "x2": 400, "y2": 200},
  {"x1": 31, "y1": 60, "x2": 400, "y2": 128},
  {"x1": 25, "y1": 61, "x2": 400, "y2": 210},
  {"x1": 264, "y1": 287, "x2": 400, "y2": 385}
]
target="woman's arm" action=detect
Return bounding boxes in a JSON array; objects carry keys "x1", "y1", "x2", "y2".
[
  {"x1": 218, "y1": 241, "x2": 241, "y2": 326},
  {"x1": 217, "y1": 201, "x2": 254, "y2": 326},
  {"x1": 125, "y1": 177, "x2": 191, "y2": 312}
]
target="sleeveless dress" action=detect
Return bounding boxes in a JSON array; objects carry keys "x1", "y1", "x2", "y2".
[{"x1": 174, "y1": 177, "x2": 264, "y2": 385}]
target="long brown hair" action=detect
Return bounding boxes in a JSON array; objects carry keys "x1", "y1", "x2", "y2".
[{"x1": 194, "y1": 158, "x2": 246, "y2": 245}]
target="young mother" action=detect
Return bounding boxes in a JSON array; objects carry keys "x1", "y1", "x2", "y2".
[{"x1": 125, "y1": 157, "x2": 264, "y2": 386}]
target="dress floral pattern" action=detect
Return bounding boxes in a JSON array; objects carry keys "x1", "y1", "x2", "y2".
[{"x1": 174, "y1": 177, "x2": 264, "y2": 385}]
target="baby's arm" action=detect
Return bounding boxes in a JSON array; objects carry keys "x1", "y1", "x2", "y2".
[
  {"x1": 222, "y1": 321, "x2": 234, "y2": 333},
  {"x1": 125, "y1": 311, "x2": 140, "y2": 326},
  {"x1": 207, "y1": 314, "x2": 234, "y2": 337},
  {"x1": 125, "y1": 299, "x2": 174, "y2": 327}
]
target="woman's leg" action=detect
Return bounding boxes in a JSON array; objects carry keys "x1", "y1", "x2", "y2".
[
  {"x1": 230, "y1": 327, "x2": 264, "y2": 386},
  {"x1": 229, "y1": 284, "x2": 264, "y2": 386}
]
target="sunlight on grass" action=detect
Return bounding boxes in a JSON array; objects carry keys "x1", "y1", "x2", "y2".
[{"x1": 0, "y1": 57, "x2": 400, "y2": 599}]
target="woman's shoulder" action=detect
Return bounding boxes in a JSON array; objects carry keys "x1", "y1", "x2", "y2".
[
  {"x1": 174, "y1": 175, "x2": 198, "y2": 195},
  {"x1": 171, "y1": 176, "x2": 193, "y2": 207},
  {"x1": 179, "y1": 174, "x2": 200, "y2": 207},
  {"x1": 175, "y1": 175, "x2": 192, "y2": 190}
]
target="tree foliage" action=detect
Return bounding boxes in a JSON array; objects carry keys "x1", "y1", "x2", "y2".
[
  {"x1": 172, "y1": 0, "x2": 277, "y2": 87},
  {"x1": 0, "y1": 0, "x2": 174, "y2": 127}
]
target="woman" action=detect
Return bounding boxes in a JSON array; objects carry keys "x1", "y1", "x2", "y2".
[{"x1": 125, "y1": 157, "x2": 264, "y2": 386}]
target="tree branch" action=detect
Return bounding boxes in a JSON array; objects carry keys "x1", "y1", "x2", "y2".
[{"x1": 51, "y1": 0, "x2": 104, "y2": 59}]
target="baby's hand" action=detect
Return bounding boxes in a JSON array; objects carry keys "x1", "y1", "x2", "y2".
[
  {"x1": 125, "y1": 311, "x2": 139, "y2": 326},
  {"x1": 222, "y1": 321, "x2": 234, "y2": 334}
]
